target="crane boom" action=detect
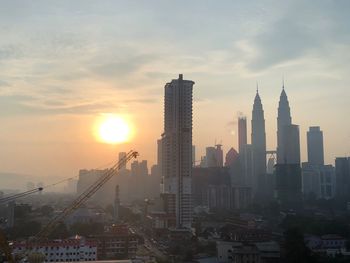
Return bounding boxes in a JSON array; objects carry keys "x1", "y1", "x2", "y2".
[
  {"x1": 35, "y1": 150, "x2": 138, "y2": 240},
  {"x1": 0, "y1": 188, "x2": 43, "y2": 204}
]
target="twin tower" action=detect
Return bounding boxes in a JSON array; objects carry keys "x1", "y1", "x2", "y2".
[{"x1": 246, "y1": 84, "x2": 301, "y2": 202}]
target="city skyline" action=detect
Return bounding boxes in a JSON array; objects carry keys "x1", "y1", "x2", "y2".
[{"x1": 0, "y1": 1, "x2": 349, "y2": 183}]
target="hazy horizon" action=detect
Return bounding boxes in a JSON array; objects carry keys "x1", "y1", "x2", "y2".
[{"x1": 1, "y1": 1, "x2": 349, "y2": 188}]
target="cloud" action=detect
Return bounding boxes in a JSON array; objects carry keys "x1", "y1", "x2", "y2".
[
  {"x1": 243, "y1": 0, "x2": 350, "y2": 71},
  {"x1": 0, "y1": 93, "x2": 157, "y2": 116},
  {"x1": 0, "y1": 45, "x2": 23, "y2": 60},
  {"x1": 0, "y1": 80, "x2": 11, "y2": 87}
]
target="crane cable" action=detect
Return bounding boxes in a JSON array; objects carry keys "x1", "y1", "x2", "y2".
[{"x1": 0, "y1": 158, "x2": 121, "y2": 204}]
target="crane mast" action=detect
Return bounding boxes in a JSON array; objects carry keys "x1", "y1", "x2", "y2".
[{"x1": 35, "y1": 150, "x2": 138, "y2": 240}]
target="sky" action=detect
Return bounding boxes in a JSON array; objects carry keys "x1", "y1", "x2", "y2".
[{"x1": 0, "y1": 0, "x2": 349, "y2": 188}]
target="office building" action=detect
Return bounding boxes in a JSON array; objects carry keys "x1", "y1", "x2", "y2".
[
  {"x1": 302, "y1": 163, "x2": 335, "y2": 199},
  {"x1": 335, "y1": 157, "x2": 350, "y2": 199},
  {"x1": 161, "y1": 74, "x2": 194, "y2": 229},
  {"x1": 251, "y1": 89, "x2": 267, "y2": 197},
  {"x1": 238, "y1": 116, "x2": 247, "y2": 154},
  {"x1": 275, "y1": 87, "x2": 302, "y2": 205},
  {"x1": 277, "y1": 87, "x2": 292, "y2": 164},
  {"x1": 307, "y1": 126, "x2": 324, "y2": 166}
]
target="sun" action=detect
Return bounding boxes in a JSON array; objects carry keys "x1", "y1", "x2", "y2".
[{"x1": 97, "y1": 115, "x2": 131, "y2": 144}]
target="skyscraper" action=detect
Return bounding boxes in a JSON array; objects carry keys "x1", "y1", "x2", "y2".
[
  {"x1": 205, "y1": 145, "x2": 223, "y2": 167},
  {"x1": 335, "y1": 157, "x2": 350, "y2": 199},
  {"x1": 215, "y1": 144, "x2": 224, "y2": 167},
  {"x1": 238, "y1": 116, "x2": 247, "y2": 154},
  {"x1": 281, "y1": 124, "x2": 301, "y2": 164},
  {"x1": 161, "y1": 74, "x2": 194, "y2": 229},
  {"x1": 277, "y1": 87, "x2": 292, "y2": 164},
  {"x1": 275, "y1": 86, "x2": 302, "y2": 206},
  {"x1": 307, "y1": 126, "x2": 324, "y2": 166},
  {"x1": 251, "y1": 89, "x2": 267, "y2": 196}
]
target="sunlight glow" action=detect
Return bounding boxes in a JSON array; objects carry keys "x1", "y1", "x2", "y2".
[{"x1": 97, "y1": 115, "x2": 131, "y2": 144}]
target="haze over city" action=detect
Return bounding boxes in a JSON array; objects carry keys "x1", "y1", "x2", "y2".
[{"x1": 0, "y1": 0, "x2": 349, "y2": 188}]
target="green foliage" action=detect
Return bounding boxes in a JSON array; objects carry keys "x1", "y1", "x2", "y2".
[
  {"x1": 48, "y1": 222, "x2": 69, "y2": 239},
  {"x1": 8, "y1": 221, "x2": 41, "y2": 239},
  {"x1": 281, "y1": 215, "x2": 350, "y2": 238},
  {"x1": 39, "y1": 205, "x2": 54, "y2": 217},
  {"x1": 119, "y1": 206, "x2": 141, "y2": 222},
  {"x1": 14, "y1": 204, "x2": 32, "y2": 219},
  {"x1": 284, "y1": 227, "x2": 318, "y2": 263}
]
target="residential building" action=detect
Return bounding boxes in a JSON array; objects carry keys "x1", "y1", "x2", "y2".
[
  {"x1": 12, "y1": 237, "x2": 97, "y2": 262},
  {"x1": 161, "y1": 74, "x2": 194, "y2": 229}
]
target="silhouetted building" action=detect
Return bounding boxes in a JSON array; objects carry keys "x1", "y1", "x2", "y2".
[
  {"x1": 277, "y1": 87, "x2": 292, "y2": 164},
  {"x1": 302, "y1": 163, "x2": 335, "y2": 199},
  {"x1": 161, "y1": 74, "x2": 194, "y2": 229},
  {"x1": 192, "y1": 145, "x2": 196, "y2": 167},
  {"x1": 192, "y1": 167, "x2": 252, "y2": 210},
  {"x1": 335, "y1": 157, "x2": 350, "y2": 200},
  {"x1": 225, "y1": 148, "x2": 239, "y2": 167},
  {"x1": 307, "y1": 126, "x2": 324, "y2": 166},
  {"x1": 206, "y1": 146, "x2": 217, "y2": 167},
  {"x1": 239, "y1": 144, "x2": 254, "y2": 187},
  {"x1": 251, "y1": 88, "x2": 267, "y2": 198},
  {"x1": 215, "y1": 144, "x2": 224, "y2": 167},
  {"x1": 275, "y1": 87, "x2": 302, "y2": 206},
  {"x1": 281, "y1": 124, "x2": 301, "y2": 164},
  {"x1": 275, "y1": 164, "x2": 302, "y2": 206},
  {"x1": 238, "y1": 116, "x2": 247, "y2": 154}
]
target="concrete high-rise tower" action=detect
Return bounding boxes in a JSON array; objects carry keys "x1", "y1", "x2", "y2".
[
  {"x1": 251, "y1": 88, "x2": 267, "y2": 196},
  {"x1": 307, "y1": 126, "x2": 324, "y2": 166},
  {"x1": 161, "y1": 74, "x2": 194, "y2": 229},
  {"x1": 277, "y1": 87, "x2": 292, "y2": 164},
  {"x1": 238, "y1": 117, "x2": 247, "y2": 154}
]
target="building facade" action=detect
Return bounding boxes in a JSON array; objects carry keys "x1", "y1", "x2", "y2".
[
  {"x1": 307, "y1": 126, "x2": 324, "y2": 166},
  {"x1": 251, "y1": 90, "x2": 267, "y2": 198},
  {"x1": 335, "y1": 157, "x2": 350, "y2": 200},
  {"x1": 238, "y1": 116, "x2": 247, "y2": 155},
  {"x1": 275, "y1": 87, "x2": 302, "y2": 205},
  {"x1": 302, "y1": 163, "x2": 335, "y2": 199},
  {"x1": 13, "y1": 237, "x2": 97, "y2": 262},
  {"x1": 161, "y1": 74, "x2": 194, "y2": 229}
]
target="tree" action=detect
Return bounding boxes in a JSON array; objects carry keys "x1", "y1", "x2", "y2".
[
  {"x1": 284, "y1": 227, "x2": 318, "y2": 263},
  {"x1": 39, "y1": 205, "x2": 54, "y2": 217}
]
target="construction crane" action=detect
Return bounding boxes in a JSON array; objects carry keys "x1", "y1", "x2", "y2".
[
  {"x1": 0, "y1": 188, "x2": 43, "y2": 204},
  {"x1": 1, "y1": 150, "x2": 138, "y2": 262},
  {"x1": 0, "y1": 188, "x2": 44, "y2": 263},
  {"x1": 35, "y1": 150, "x2": 138, "y2": 240}
]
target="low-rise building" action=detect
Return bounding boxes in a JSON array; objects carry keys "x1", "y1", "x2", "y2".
[
  {"x1": 217, "y1": 241, "x2": 280, "y2": 263},
  {"x1": 91, "y1": 224, "x2": 138, "y2": 260},
  {"x1": 12, "y1": 236, "x2": 97, "y2": 262},
  {"x1": 305, "y1": 234, "x2": 347, "y2": 257}
]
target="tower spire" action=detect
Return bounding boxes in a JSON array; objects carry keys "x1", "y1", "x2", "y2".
[{"x1": 256, "y1": 82, "x2": 259, "y2": 94}]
